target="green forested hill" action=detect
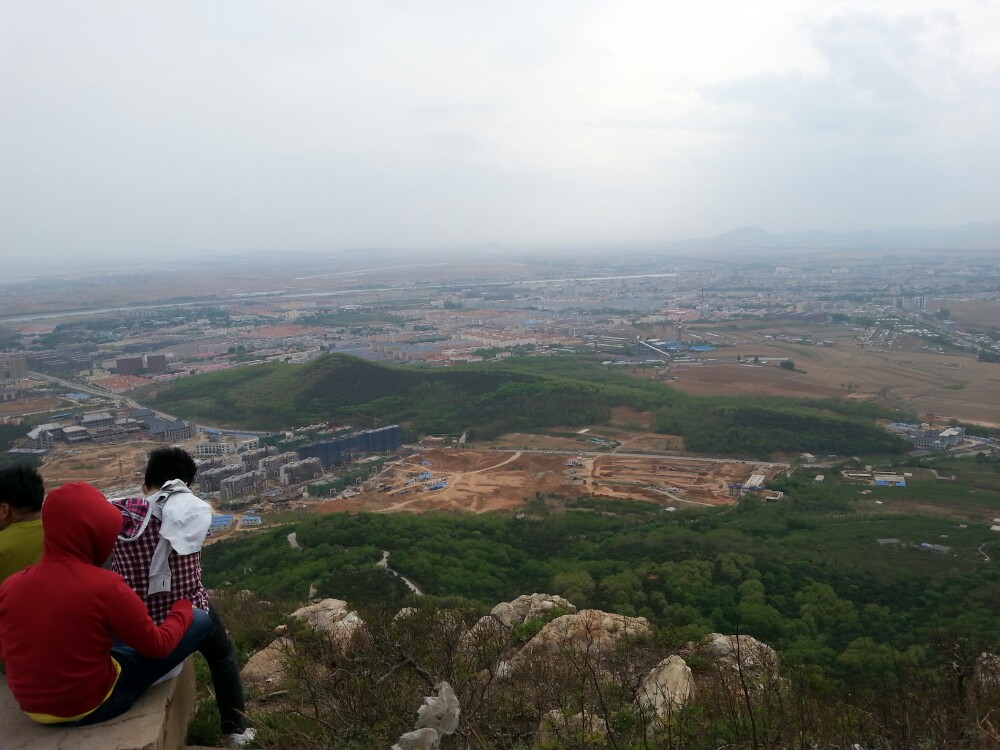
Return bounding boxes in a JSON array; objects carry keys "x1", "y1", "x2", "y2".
[
  {"x1": 150, "y1": 353, "x2": 906, "y2": 457},
  {"x1": 151, "y1": 354, "x2": 623, "y2": 436}
]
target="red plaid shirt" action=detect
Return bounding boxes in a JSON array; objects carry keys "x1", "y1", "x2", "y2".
[{"x1": 111, "y1": 497, "x2": 210, "y2": 624}]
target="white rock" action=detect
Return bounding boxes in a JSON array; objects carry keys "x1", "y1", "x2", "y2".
[
  {"x1": 290, "y1": 597, "x2": 365, "y2": 646},
  {"x1": 462, "y1": 594, "x2": 576, "y2": 650},
  {"x1": 290, "y1": 598, "x2": 351, "y2": 631},
  {"x1": 637, "y1": 655, "x2": 693, "y2": 715},
  {"x1": 702, "y1": 633, "x2": 779, "y2": 674},
  {"x1": 506, "y1": 609, "x2": 651, "y2": 678},
  {"x1": 517, "y1": 609, "x2": 651, "y2": 662},
  {"x1": 394, "y1": 607, "x2": 419, "y2": 621}
]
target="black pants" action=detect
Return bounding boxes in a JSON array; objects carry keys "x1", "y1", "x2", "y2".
[
  {"x1": 201, "y1": 604, "x2": 247, "y2": 734},
  {"x1": 63, "y1": 608, "x2": 212, "y2": 726}
]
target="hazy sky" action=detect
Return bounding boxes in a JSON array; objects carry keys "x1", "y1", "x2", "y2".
[{"x1": 3, "y1": 1, "x2": 999, "y2": 267}]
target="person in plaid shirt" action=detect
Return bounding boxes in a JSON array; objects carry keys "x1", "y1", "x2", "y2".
[{"x1": 111, "y1": 447, "x2": 254, "y2": 748}]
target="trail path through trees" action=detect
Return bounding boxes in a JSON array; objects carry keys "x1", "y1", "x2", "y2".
[{"x1": 377, "y1": 550, "x2": 423, "y2": 595}]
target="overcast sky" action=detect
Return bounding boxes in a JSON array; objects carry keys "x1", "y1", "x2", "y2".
[{"x1": 2, "y1": 1, "x2": 998, "y2": 268}]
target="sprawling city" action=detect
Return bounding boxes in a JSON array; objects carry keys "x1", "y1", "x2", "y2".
[{"x1": 2, "y1": 245, "x2": 998, "y2": 510}]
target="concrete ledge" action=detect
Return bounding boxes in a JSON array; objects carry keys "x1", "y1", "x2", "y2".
[{"x1": 0, "y1": 658, "x2": 196, "y2": 750}]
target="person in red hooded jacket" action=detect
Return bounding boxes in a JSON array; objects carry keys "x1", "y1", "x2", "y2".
[{"x1": 0, "y1": 482, "x2": 210, "y2": 726}]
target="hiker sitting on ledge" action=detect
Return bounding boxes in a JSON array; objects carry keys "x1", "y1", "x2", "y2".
[
  {"x1": 0, "y1": 482, "x2": 210, "y2": 726},
  {"x1": 111, "y1": 446, "x2": 254, "y2": 747}
]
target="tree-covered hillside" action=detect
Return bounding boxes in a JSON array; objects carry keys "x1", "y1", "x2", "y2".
[
  {"x1": 204, "y1": 463, "x2": 1000, "y2": 689},
  {"x1": 151, "y1": 354, "x2": 906, "y2": 458}
]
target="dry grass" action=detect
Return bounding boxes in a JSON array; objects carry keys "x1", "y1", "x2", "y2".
[{"x1": 667, "y1": 322, "x2": 1000, "y2": 426}]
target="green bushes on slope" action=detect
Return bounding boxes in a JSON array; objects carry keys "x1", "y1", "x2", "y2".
[{"x1": 151, "y1": 353, "x2": 906, "y2": 457}]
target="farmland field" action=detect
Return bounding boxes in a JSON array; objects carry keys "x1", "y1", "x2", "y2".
[{"x1": 662, "y1": 320, "x2": 1000, "y2": 426}]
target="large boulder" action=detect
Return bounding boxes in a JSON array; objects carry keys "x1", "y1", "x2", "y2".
[
  {"x1": 492, "y1": 593, "x2": 577, "y2": 627},
  {"x1": 637, "y1": 655, "x2": 694, "y2": 716},
  {"x1": 291, "y1": 598, "x2": 365, "y2": 643},
  {"x1": 698, "y1": 633, "x2": 779, "y2": 675},
  {"x1": 242, "y1": 599, "x2": 365, "y2": 689},
  {"x1": 514, "y1": 609, "x2": 650, "y2": 665},
  {"x1": 466, "y1": 593, "x2": 576, "y2": 639},
  {"x1": 240, "y1": 637, "x2": 294, "y2": 687},
  {"x1": 681, "y1": 633, "x2": 781, "y2": 697},
  {"x1": 462, "y1": 594, "x2": 576, "y2": 657}
]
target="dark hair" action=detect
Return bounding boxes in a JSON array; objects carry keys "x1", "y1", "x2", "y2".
[
  {"x1": 144, "y1": 447, "x2": 197, "y2": 489},
  {"x1": 0, "y1": 464, "x2": 45, "y2": 512}
]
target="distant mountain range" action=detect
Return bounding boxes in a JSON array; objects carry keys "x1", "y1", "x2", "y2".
[{"x1": 686, "y1": 222, "x2": 1000, "y2": 250}]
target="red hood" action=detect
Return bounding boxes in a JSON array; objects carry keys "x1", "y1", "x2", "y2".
[{"x1": 41, "y1": 482, "x2": 120, "y2": 565}]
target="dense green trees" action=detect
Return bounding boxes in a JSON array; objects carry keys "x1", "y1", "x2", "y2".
[
  {"x1": 654, "y1": 400, "x2": 906, "y2": 457},
  {"x1": 151, "y1": 353, "x2": 906, "y2": 457}
]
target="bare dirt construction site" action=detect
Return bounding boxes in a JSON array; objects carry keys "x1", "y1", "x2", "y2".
[
  {"x1": 316, "y1": 448, "x2": 782, "y2": 515},
  {"x1": 38, "y1": 441, "x2": 154, "y2": 497}
]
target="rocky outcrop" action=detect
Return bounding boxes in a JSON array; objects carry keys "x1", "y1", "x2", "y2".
[
  {"x1": 463, "y1": 593, "x2": 576, "y2": 646},
  {"x1": 695, "y1": 633, "x2": 780, "y2": 676},
  {"x1": 240, "y1": 637, "x2": 293, "y2": 687},
  {"x1": 676, "y1": 633, "x2": 781, "y2": 699},
  {"x1": 394, "y1": 606, "x2": 419, "y2": 621},
  {"x1": 637, "y1": 655, "x2": 693, "y2": 716},
  {"x1": 491, "y1": 593, "x2": 577, "y2": 627},
  {"x1": 291, "y1": 598, "x2": 365, "y2": 643},
  {"x1": 241, "y1": 599, "x2": 365, "y2": 689},
  {"x1": 514, "y1": 609, "x2": 650, "y2": 664}
]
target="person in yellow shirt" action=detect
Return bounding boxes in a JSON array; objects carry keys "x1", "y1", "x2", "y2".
[{"x1": 0, "y1": 465, "x2": 44, "y2": 587}]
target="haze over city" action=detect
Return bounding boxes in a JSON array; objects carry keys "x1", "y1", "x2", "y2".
[
  {"x1": 4, "y1": 5, "x2": 1000, "y2": 746},
  {"x1": 3, "y1": 0, "x2": 999, "y2": 274}
]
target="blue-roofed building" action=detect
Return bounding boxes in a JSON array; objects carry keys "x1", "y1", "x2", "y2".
[{"x1": 209, "y1": 515, "x2": 234, "y2": 535}]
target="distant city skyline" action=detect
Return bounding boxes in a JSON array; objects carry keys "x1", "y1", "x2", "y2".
[{"x1": 3, "y1": 1, "x2": 999, "y2": 272}]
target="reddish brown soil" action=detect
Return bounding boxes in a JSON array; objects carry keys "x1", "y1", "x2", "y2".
[{"x1": 314, "y1": 448, "x2": 779, "y2": 515}]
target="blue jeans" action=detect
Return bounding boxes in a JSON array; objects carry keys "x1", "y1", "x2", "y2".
[{"x1": 63, "y1": 607, "x2": 211, "y2": 726}]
